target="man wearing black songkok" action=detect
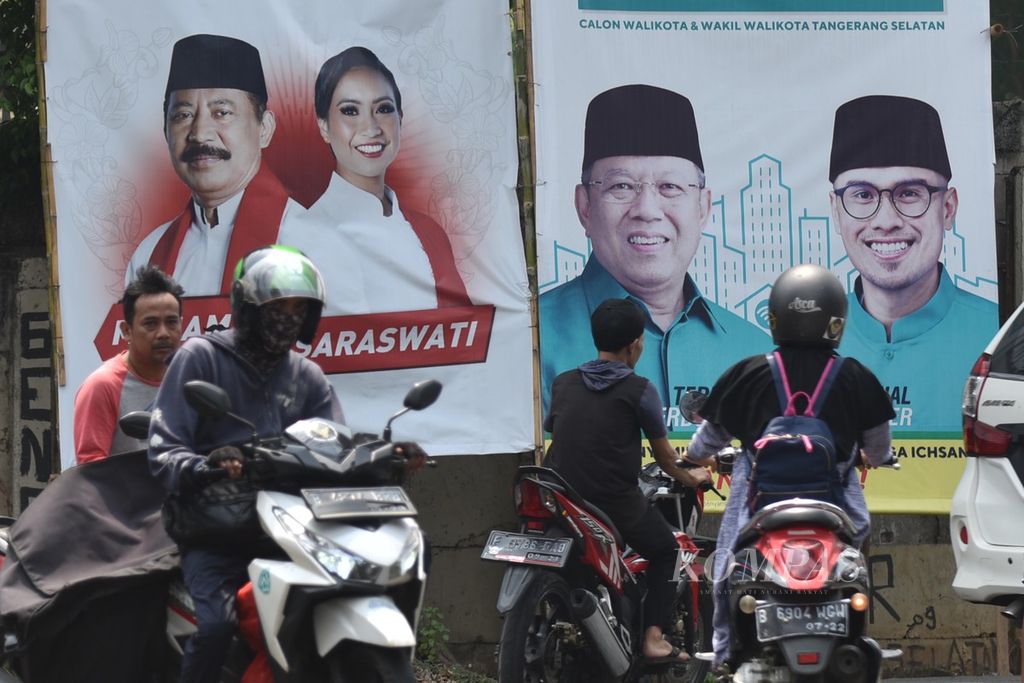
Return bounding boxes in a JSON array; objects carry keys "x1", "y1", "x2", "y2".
[
  {"x1": 544, "y1": 298, "x2": 711, "y2": 664},
  {"x1": 829, "y1": 95, "x2": 997, "y2": 433},
  {"x1": 539, "y1": 84, "x2": 768, "y2": 419},
  {"x1": 125, "y1": 34, "x2": 299, "y2": 297}
]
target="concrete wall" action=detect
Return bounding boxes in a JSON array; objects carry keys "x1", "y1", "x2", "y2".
[
  {"x1": 0, "y1": 256, "x2": 55, "y2": 517},
  {"x1": 405, "y1": 452, "x2": 533, "y2": 672},
  {"x1": 867, "y1": 519, "x2": 1013, "y2": 678}
]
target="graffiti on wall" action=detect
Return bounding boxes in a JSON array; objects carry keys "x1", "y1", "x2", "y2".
[
  {"x1": 14, "y1": 297, "x2": 54, "y2": 513},
  {"x1": 869, "y1": 550, "x2": 1002, "y2": 677}
]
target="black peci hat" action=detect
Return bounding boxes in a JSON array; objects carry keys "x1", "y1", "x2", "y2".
[
  {"x1": 582, "y1": 84, "x2": 703, "y2": 174},
  {"x1": 164, "y1": 34, "x2": 267, "y2": 110},
  {"x1": 591, "y1": 298, "x2": 646, "y2": 352},
  {"x1": 829, "y1": 95, "x2": 951, "y2": 182}
]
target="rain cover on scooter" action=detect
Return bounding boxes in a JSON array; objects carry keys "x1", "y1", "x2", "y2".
[{"x1": 0, "y1": 450, "x2": 179, "y2": 681}]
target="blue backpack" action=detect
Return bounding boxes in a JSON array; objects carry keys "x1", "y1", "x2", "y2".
[{"x1": 747, "y1": 352, "x2": 849, "y2": 512}]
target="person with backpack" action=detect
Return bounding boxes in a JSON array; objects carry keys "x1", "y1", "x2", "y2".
[{"x1": 685, "y1": 263, "x2": 895, "y2": 670}]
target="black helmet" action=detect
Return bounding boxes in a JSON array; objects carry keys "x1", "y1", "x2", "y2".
[
  {"x1": 231, "y1": 245, "x2": 326, "y2": 345},
  {"x1": 768, "y1": 264, "x2": 847, "y2": 348}
]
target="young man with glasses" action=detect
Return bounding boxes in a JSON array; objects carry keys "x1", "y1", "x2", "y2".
[
  {"x1": 539, "y1": 84, "x2": 768, "y2": 418},
  {"x1": 829, "y1": 95, "x2": 997, "y2": 432}
]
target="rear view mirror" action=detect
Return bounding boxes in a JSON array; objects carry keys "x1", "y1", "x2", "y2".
[
  {"x1": 403, "y1": 380, "x2": 442, "y2": 412},
  {"x1": 119, "y1": 411, "x2": 152, "y2": 440},
  {"x1": 184, "y1": 381, "x2": 233, "y2": 418},
  {"x1": 680, "y1": 390, "x2": 707, "y2": 425}
]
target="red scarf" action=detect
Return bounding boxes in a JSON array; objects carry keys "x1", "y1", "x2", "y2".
[
  {"x1": 402, "y1": 207, "x2": 472, "y2": 307},
  {"x1": 148, "y1": 164, "x2": 290, "y2": 294}
]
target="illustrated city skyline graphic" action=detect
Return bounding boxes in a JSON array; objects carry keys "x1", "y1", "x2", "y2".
[{"x1": 540, "y1": 154, "x2": 997, "y2": 331}]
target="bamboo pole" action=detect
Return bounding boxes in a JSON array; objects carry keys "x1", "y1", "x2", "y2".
[
  {"x1": 35, "y1": 0, "x2": 64, "y2": 477},
  {"x1": 510, "y1": 0, "x2": 543, "y2": 464},
  {"x1": 35, "y1": 0, "x2": 63, "y2": 389}
]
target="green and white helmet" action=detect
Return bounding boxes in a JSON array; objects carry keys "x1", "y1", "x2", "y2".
[{"x1": 230, "y1": 245, "x2": 326, "y2": 344}]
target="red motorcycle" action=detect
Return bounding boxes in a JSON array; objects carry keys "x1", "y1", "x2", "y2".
[
  {"x1": 482, "y1": 463, "x2": 716, "y2": 682},
  {"x1": 716, "y1": 497, "x2": 902, "y2": 682}
]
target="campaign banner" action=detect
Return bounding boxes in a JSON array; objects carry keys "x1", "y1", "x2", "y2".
[
  {"x1": 532, "y1": 0, "x2": 996, "y2": 512},
  {"x1": 46, "y1": 0, "x2": 533, "y2": 467}
]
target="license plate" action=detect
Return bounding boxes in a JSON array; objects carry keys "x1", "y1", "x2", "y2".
[
  {"x1": 301, "y1": 486, "x2": 417, "y2": 520},
  {"x1": 755, "y1": 601, "x2": 848, "y2": 641},
  {"x1": 480, "y1": 531, "x2": 572, "y2": 568}
]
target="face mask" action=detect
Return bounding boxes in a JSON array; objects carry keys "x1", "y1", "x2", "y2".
[{"x1": 258, "y1": 302, "x2": 307, "y2": 356}]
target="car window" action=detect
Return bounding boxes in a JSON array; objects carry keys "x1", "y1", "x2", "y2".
[{"x1": 991, "y1": 309, "x2": 1024, "y2": 376}]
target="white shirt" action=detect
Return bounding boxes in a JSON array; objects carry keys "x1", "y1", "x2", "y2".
[
  {"x1": 279, "y1": 173, "x2": 438, "y2": 315},
  {"x1": 125, "y1": 191, "x2": 298, "y2": 296}
]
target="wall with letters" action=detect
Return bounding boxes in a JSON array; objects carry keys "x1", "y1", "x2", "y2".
[{"x1": 0, "y1": 257, "x2": 55, "y2": 515}]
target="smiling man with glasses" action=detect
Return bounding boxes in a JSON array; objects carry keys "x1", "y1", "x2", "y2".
[
  {"x1": 539, "y1": 84, "x2": 768, "y2": 421},
  {"x1": 829, "y1": 94, "x2": 997, "y2": 432}
]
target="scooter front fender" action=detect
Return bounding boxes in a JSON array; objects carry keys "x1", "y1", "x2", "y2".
[
  {"x1": 313, "y1": 595, "x2": 416, "y2": 656},
  {"x1": 496, "y1": 564, "x2": 540, "y2": 614}
]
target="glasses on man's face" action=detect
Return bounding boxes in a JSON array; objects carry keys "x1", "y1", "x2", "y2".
[
  {"x1": 586, "y1": 174, "x2": 703, "y2": 204},
  {"x1": 834, "y1": 181, "x2": 947, "y2": 220}
]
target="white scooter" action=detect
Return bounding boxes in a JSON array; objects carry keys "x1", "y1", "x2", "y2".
[{"x1": 156, "y1": 378, "x2": 440, "y2": 682}]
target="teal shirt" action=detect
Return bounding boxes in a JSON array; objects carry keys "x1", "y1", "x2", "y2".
[
  {"x1": 539, "y1": 258, "x2": 771, "y2": 430},
  {"x1": 838, "y1": 267, "x2": 998, "y2": 434}
]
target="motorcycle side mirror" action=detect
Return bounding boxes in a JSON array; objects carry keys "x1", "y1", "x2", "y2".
[
  {"x1": 384, "y1": 380, "x2": 443, "y2": 441},
  {"x1": 680, "y1": 390, "x2": 707, "y2": 425},
  {"x1": 119, "y1": 410, "x2": 152, "y2": 440},
  {"x1": 184, "y1": 380, "x2": 233, "y2": 418},
  {"x1": 404, "y1": 380, "x2": 442, "y2": 411}
]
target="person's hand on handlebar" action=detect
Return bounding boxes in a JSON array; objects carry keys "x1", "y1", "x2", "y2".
[
  {"x1": 395, "y1": 441, "x2": 428, "y2": 472},
  {"x1": 673, "y1": 464, "x2": 711, "y2": 489},
  {"x1": 208, "y1": 445, "x2": 245, "y2": 480}
]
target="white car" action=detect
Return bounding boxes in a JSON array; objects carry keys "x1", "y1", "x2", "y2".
[{"x1": 950, "y1": 300, "x2": 1024, "y2": 617}]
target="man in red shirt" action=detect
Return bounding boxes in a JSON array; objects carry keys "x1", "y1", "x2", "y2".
[{"x1": 73, "y1": 265, "x2": 184, "y2": 464}]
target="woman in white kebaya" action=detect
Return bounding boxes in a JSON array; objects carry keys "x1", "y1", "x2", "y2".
[{"x1": 280, "y1": 46, "x2": 469, "y2": 316}]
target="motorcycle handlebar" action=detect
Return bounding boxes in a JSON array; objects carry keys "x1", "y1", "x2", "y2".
[
  {"x1": 194, "y1": 465, "x2": 230, "y2": 487},
  {"x1": 875, "y1": 453, "x2": 901, "y2": 470}
]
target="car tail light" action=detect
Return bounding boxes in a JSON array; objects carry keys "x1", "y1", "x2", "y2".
[
  {"x1": 961, "y1": 353, "x2": 990, "y2": 420},
  {"x1": 959, "y1": 524, "x2": 968, "y2": 545},
  {"x1": 514, "y1": 479, "x2": 557, "y2": 518},
  {"x1": 963, "y1": 416, "x2": 1012, "y2": 456},
  {"x1": 962, "y1": 352, "x2": 1012, "y2": 456}
]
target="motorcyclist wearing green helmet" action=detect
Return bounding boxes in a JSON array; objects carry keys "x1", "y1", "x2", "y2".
[{"x1": 148, "y1": 244, "x2": 344, "y2": 683}]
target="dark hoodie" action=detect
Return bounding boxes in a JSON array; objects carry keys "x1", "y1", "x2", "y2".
[
  {"x1": 543, "y1": 360, "x2": 665, "y2": 512},
  {"x1": 148, "y1": 329, "x2": 343, "y2": 494}
]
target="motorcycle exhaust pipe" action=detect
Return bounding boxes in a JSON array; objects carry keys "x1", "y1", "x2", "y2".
[
  {"x1": 831, "y1": 643, "x2": 867, "y2": 680},
  {"x1": 570, "y1": 589, "x2": 630, "y2": 677},
  {"x1": 1001, "y1": 597, "x2": 1024, "y2": 624}
]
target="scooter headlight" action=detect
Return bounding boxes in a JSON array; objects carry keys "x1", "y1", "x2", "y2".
[{"x1": 272, "y1": 507, "x2": 382, "y2": 583}]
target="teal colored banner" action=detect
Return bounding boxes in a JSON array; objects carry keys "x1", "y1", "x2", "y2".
[{"x1": 579, "y1": 1, "x2": 944, "y2": 11}]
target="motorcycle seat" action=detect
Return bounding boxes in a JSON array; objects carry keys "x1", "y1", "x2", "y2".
[{"x1": 734, "y1": 503, "x2": 856, "y2": 549}]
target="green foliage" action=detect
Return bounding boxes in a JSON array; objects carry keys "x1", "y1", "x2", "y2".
[
  {"x1": 0, "y1": 0, "x2": 38, "y2": 117},
  {"x1": 416, "y1": 606, "x2": 452, "y2": 664},
  {"x1": 0, "y1": 0, "x2": 42, "y2": 228}
]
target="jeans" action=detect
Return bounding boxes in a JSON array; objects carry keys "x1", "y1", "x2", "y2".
[{"x1": 179, "y1": 546, "x2": 251, "y2": 683}]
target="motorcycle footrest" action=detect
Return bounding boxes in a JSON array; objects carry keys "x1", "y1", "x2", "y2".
[{"x1": 694, "y1": 651, "x2": 715, "y2": 661}]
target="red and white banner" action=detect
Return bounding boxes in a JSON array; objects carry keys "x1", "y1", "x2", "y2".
[
  {"x1": 46, "y1": 0, "x2": 533, "y2": 467},
  {"x1": 94, "y1": 299, "x2": 496, "y2": 373}
]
